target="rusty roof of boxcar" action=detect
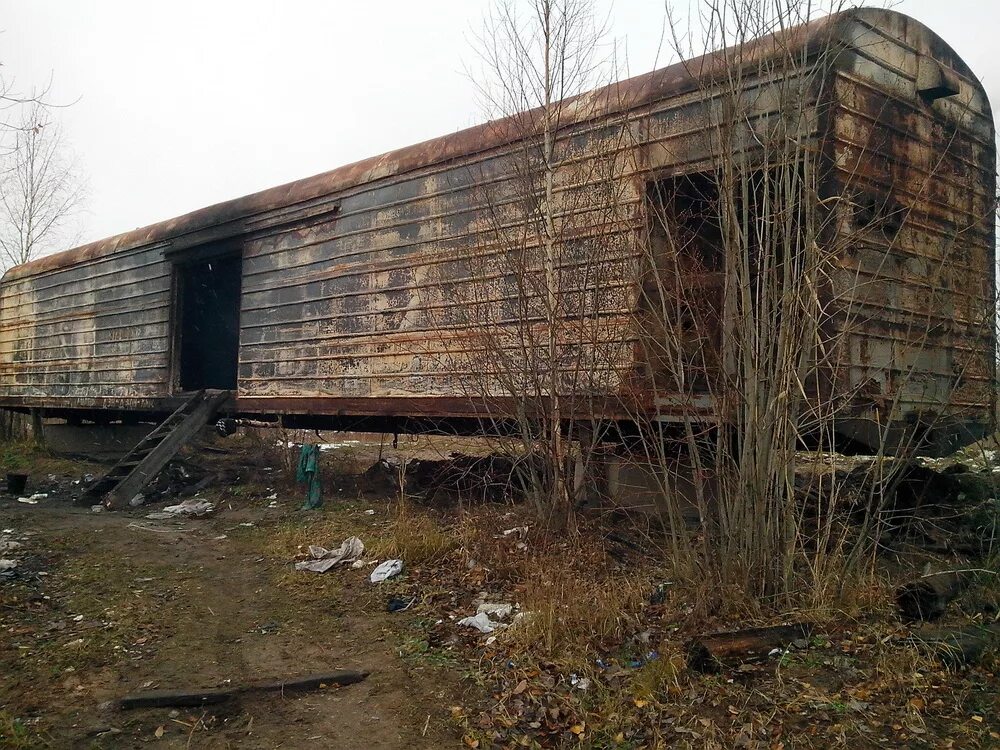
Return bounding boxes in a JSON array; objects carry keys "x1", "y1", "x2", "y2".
[{"x1": 1, "y1": 8, "x2": 986, "y2": 283}]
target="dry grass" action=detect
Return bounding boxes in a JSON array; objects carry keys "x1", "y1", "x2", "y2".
[
  {"x1": 476, "y1": 533, "x2": 658, "y2": 669},
  {"x1": 372, "y1": 501, "x2": 459, "y2": 566}
]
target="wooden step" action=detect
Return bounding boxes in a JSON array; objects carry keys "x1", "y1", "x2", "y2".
[{"x1": 82, "y1": 390, "x2": 232, "y2": 509}]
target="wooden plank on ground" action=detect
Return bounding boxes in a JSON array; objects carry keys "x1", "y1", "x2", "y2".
[{"x1": 119, "y1": 669, "x2": 370, "y2": 709}]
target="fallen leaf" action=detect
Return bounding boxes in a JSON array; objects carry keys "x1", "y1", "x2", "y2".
[
  {"x1": 154, "y1": 725, "x2": 165, "y2": 738},
  {"x1": 633, "y1": 699, "x2": 649, "y2": 708},
  {"x1": 908, "y1": 697, "x2": 925, "y2": 712},
  {"x1": 462, "y1": 735, "x2": 480, "y2": 748},
  {"x1": 570, "y1": 723, "x2": 586, "y2": 735},
  {"x1": 512, "y1": 679, "x2": 527, "y2": 695}
]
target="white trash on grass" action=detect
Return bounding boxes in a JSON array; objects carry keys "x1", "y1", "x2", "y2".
[
  {"x1": 370, "y1": 559, "x2": 403, "y2": 583},
  {"x1": 294, "y1": 536, "x2": 365, "y2": 573},
  {"x1": 458, "y1": 612, "x2": 504, "y2": 633},
  {"x1": 476, "y1": 602, "x2": 514, "y2": 620}
]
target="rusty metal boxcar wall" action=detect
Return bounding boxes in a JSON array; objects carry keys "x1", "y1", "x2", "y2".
[{"x1": 0, "y1": 8, "x2": 994, "y2": 453}]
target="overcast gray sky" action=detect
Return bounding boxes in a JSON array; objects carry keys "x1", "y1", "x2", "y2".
[{"x1": 0, "y1": 0, "x2": 994, "y2": 249}]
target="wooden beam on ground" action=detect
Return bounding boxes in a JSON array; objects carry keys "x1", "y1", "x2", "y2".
[
  {"x1": 896, "y1": 571, "x2": 970, "y2": 622},
  {"x1": 910, "y1": 624, "x2": 1000, "y2": 666},
  {"x1": 686, "y1": 623, "x2": 814, "y2": 672},
  {"x1": 119, "y1": 669, "x2": 370, "y2": 710}
]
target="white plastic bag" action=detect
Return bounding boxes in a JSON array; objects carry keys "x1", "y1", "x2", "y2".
[{"x1": 370, "y1": 559, "x2": 403, "y2": 583}]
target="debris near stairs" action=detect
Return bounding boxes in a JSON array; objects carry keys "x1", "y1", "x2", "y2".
[
  {"x1": 686, "y1": 623, "x2": 814, "y2": 672},
  {"x1": 145, "y1": 498, "x2": 216, "y2": 520},
  {"x1": 119, "y1": 669, "x2": 370, "y2": 709},
  {"x1": 83, "y1": 390, "x2": 230, "y2": 510},
  {"x1": 140, "y1": 459, "x2": 220, "y2": 504}
]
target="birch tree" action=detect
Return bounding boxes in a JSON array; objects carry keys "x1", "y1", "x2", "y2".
[{"x1": 0, "y1": 101, "x2": 85, "y2": 271}]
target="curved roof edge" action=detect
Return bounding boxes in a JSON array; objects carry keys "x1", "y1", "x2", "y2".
[{"x1": 2, "y1": 8, "x2": 983, "y2": 283}]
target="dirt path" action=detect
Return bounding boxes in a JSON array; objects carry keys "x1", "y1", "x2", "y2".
[{"x1": 0, "y1": 496, "x2": 461, "y2": 748}]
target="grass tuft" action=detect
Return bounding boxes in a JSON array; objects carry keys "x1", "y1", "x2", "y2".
[
  {"x1": 503, "y1": 548, "x2": 652, "y2": 665},
  {"x1": 373, "y1": 502, "x2": 459, "y2": 566}
]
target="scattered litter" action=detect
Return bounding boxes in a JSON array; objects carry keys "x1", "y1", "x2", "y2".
[
  {"x1": 294, "y1": 536, "x2": 364, "y2": 573},
  {"x1": 0, "y1": 536, "x2": 22, "y2": 553},
  {"x1": 129, "y1": 494, "x2": 145, "y2": 508},
  {"x1": 0, "y1": 559, "x2": 18, "y2": 571},
  {"x1": 458, "y1": 612, "x2": 503, "y2": 634},
  {"x1": 350, "y1": 559, "x2": 366, "y2": 569},
  {"x1": 145, "y1": 499, "x2": 215, "y2": 520},
  {"x1": 267, "y1": 501, "x2": 279, "y2": 508},
  {"x1": 570, "y1": 674, "x2": 591, "y2": 691},
  {"x1": 502, "y1": 526, "x2": 529, "y2": 538},
  {"x1": 370, "y1": 559, "x2": 404, "y2": 583},
  {"x1": 387, "y1": 597, "x2": 416, "y2": 613},
  {"x1": 266, "y1": 493, "x2": 278, "y2": 501},
  {"x1": 213, "y1": 535, "x2": 228, "y2": 541},
  {"x1": 364, "y1": 509, "x2": 375, "y2": 515},
  {"x1": 238, "y1": 522, "x2": 255, "y2": 527},
  {"x1": 476, "y1": 602, "x2": 514, "y2": 620},
  {"x1": 626, "y1": 651, "x2": 659, "y2": 668},
  {"x1": 90, "y1": 505, "x2": 104, "y2": 513},
  {"x1": 17, "y1": 493, "x2": 47, "y2": 505},
  {"x1": 649, "y1": 581, "x2": 673, "y2": 605}
]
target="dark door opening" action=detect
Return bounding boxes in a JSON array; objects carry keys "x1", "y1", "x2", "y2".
[{"x1": 176, "y1": 253, "x2": 242, "y2": 391}]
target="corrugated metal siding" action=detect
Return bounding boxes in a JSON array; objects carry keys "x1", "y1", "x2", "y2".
[
  {"x1": 0, "y1": 243, "x2": 172, "y2": 406},
  {"x1": 828, "y1": 12, "x2": 995, "y2": 438},
  {"x1": 236, "y1": 127, "x2": 645, "y2": 405}
]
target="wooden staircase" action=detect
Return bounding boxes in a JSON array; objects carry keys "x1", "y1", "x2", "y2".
[{"x1": 85, "y1": 390, "x2": 230, "y2": 510}]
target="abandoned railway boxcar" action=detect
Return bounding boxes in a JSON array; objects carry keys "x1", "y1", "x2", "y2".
[{"x1": 0, "y1": 8, "x2": 994, "y2": 453}]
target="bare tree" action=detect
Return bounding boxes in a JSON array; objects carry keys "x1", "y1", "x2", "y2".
[
  {"x1": 0, "y1": 97, "x2": 84, "y2": 441},
  {"x1": 630, "y1": 0, "x2": 998, "y2": 610},
  {"x1": 0, "y1": 100, "x2": 85, "y2": 271},
  {"x1": 424, "y1": 0, "x2": 634, "y2": 529}
]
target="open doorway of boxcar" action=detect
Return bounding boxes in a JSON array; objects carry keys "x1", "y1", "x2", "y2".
[{"x1": 173, "y1": 253, "x2": 242, "y2": 391}]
